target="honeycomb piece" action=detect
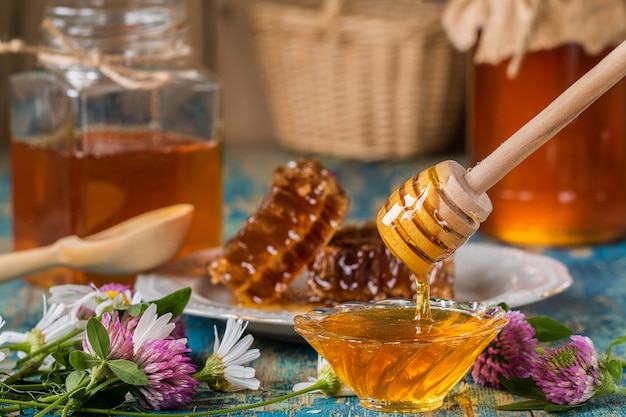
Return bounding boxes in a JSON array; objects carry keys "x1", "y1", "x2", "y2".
[
  {"x1": 207, "y1": 158, "x2": 349, "y2": 305},
  {"x1": 307, "y1": 222, "x2": 455, "y2": 305}
]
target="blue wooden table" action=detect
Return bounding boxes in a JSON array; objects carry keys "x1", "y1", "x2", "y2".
[{"x1": 1, "y1": 142, "x2": 626, "y2": 416}]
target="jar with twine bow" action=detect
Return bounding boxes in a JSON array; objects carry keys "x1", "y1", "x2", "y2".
[
  {"x1": 443, "y1": 0, "x2": 626, "y2": 246},
  {"x1": 4, "y1": 0, "x2": 223, "y2": 287}
]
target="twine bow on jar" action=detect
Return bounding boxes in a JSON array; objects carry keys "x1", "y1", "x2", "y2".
[{"x1": 0, "y1": 18, "x2": 191, "y2": 90}]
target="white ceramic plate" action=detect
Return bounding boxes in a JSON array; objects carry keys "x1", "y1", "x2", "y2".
[{"x1": 135, "y1": 243, "x2": 573, "y2": 339}]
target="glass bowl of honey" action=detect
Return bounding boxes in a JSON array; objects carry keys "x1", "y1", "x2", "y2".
[{"x1": 294, "y1": 298, "x2": 508, "y2": 413}]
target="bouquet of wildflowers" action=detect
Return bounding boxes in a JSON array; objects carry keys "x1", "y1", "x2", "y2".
[
  {"x1": 0, "y1": 283, "x2": 264, "y2": 416},
  {"x1": 0, "y1": 282, "x2": 347, "y2": 417}
]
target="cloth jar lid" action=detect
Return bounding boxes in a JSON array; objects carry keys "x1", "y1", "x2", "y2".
[{"x1": 442, "y1": 0, "x2": 626, "y2": 77}]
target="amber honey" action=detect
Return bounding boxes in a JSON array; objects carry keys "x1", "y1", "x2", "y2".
[
  {"x1": 299, "y1": 160, "x2": 505, "y2": 413},
  {"x1": 470, "y1": 44, "x2": 626, "y2": 246},
  {"x1": 376, "y1": 160, "x2": 491, "y2": 320},
  {"x1": 11, "y1": 129, "x2": 223, "y2": 287},
  {"x1": 295, "y1": 301, "x2": 507, "y2": 413}
]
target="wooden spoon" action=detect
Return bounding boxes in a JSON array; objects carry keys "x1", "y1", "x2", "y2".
[{"x1": 0, "y1": 204, "x2": 194, "y2": 282}]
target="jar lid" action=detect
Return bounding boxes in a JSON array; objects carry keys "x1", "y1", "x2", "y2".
[{"x1": 442, "y1": 0, "x2": 626, "y2": 77}]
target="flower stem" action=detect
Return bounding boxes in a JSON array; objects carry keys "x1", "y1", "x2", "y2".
[
  {"x1": 33, "y1": 392, "x2": 71, "y2": 417},
  {"x1": 16, "y1": 328, "x2": 83, "y2": 366},
  {"x1": 0, "y1": 381, "x2": 327, "y2": 417},
  {"x1": 3, "y1": 383, "x2": 47, "y2": 390},
  {"x1": 32, "y1": 373, "x2": 90, "y2": 417},
  {"x1": 5, "y1": 341, "x2": 30, "y2": 352}
]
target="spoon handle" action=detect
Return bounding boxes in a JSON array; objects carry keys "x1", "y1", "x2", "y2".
[
  {"x1": 465, "y1": 39, "x2": 626, "y2": 195},
  {"x1": 0, "y1": 244, "x2": 60, "y2": 283}
]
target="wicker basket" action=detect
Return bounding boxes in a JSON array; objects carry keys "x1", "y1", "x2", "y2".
[{"x1": 248, "y1": 0, "x2": 465, "y2": 160}]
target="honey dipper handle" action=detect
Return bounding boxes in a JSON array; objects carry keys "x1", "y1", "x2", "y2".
[{"x1": 465, "y1": 39, "x2": 626, "y2": 196}]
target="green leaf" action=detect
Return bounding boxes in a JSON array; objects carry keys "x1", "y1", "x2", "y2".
[
  {"x1": 82, "y1": 384, "x2": 131, "y2": 409},
  {"x1": 500, "y1": 377, "x2": 546, "y2": 400},
  {"x1": 108, "y1": 359, "x2": 148, "y2": 386},
  {"x1": 51, "y1": 350, "x2": 69, "y2": 368},
  {"x1": 69, "y1": 350, "x2": 102, "y2": 370},
  {"x1": 86, "y1": 318, "x2": 111, "y2": 359},
  {"x1": 66, "y1": 370, "x2": 89, "y2": 396},
  {"x1": 544, "y1": 404, "x2": 577, "y2": 412},
  {"x1": 153, "y1": 287, "x2": 192, "y2": 317},
  {"x1": 496, "y1": 399, "x2": 553, "y2": 411},
  {"x1": 496, "y1": 302, "x2": 510, "y2": 311},
  {"x1": 606, "y1": 359, "x2": 623, "y2": 380},
  {"x1": 526, "y1": 316, "x2": 573, "y2": 342},
  {"x1": 605, "y1": 335, "x2": 626, "y2": 357},
  {"x1": 67, "y1": 397, "x2": 84, "y2": 410},
  {"x1": 122, "y1": 287, "x2": 191, "y2": 318},
  {"x1": 123, "y1": 302, "x2": 148, "y2": 317}
]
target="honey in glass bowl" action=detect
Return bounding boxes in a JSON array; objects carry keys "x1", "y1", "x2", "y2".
[{"x1": 294, "y1": 298, "x2": 507, "y2": 413}]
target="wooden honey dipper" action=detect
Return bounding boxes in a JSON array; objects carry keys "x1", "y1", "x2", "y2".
[{"x1": 377, "y1": 40, "x2": 626, "y2": 276}]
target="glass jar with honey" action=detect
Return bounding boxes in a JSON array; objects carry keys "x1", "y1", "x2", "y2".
[
  {"x1": 9, "y1": 0, "x2": 222, "y2": 286},
  {"x1": 442, "y1": 0, "x2": 626, "y2": 246},
  {"x1": 469, "y1": 44, "x2": 626, "y2": 246}
]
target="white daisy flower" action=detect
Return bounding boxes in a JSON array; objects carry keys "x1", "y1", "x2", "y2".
[
  {"x1": 194, "y1": 318, "x2": 261, "y2": 392},
  {"x1": 132, "y1": 303, "x2": 178, "y2": 350},
  {"x1": 0, "y1": 317, "x2": 15, "y2": 379},
  {"x1": 48, "y1": 282, "x2": 142, "y2": 320},
  {"x1": 0, "y1": 316, "x2": 8, "y2": 345},
  {"x1": 0, "y1": 299, "x2": 82, "y2": 370},
  {"x1": 293, "y1": 355, "x2": 355, "y2": 397},
  {"x1": 0, "y1": 348, "x2": 15, "y2": 380},
  {"x1": 1, "y1": 300, "x2": 80, "y2": 346}
]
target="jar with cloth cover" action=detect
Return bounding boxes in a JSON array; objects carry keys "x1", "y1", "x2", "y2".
[{"x1": 443, "y1": 0, "x2": 626, "y2": 246}]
